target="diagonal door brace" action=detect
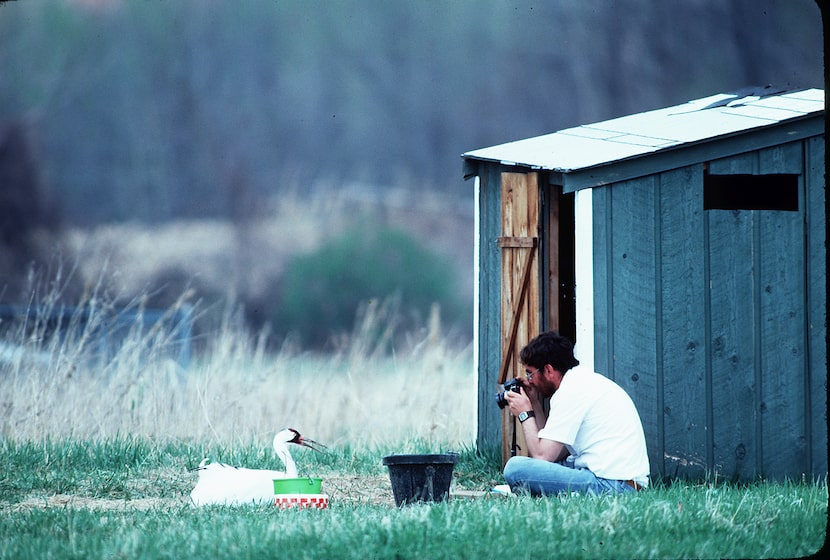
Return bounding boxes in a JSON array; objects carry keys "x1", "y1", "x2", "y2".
[{"x1": 497, "y1": 236, "x2": 538, "y2": 385}]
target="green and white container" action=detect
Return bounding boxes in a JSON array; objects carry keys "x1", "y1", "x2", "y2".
[{"x1": 273, "y1": 477, "x2": 323, "y2": 495}]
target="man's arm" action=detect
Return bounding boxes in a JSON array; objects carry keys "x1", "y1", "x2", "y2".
[
  {"x1": 518, "y1": 415, "x2": 569, "y2": 462},
  {"x1": 506, "y1": 387, "x2": 569, "y2": 462}
]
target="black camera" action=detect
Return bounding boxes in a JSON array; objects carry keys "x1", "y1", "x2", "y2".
[{"x1": 495, "y1": 378, "x2": 522, "y2": 409}]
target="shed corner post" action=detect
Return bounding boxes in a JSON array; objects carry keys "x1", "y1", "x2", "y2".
[
  {"x1": 573, "y1": 187, "x2": 595, "y2": 371},
  {"x1": 471, "y1": 163, "x2": 505, "y2": 455}
]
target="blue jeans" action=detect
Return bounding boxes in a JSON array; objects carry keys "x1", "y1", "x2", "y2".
[{"x1": 504, "y1": 456, "x2": 637, "y2": 496}]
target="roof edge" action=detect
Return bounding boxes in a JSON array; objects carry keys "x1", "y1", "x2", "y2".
[{"x1": 558, "y1": 114, "x2": 824, "y2": 192}]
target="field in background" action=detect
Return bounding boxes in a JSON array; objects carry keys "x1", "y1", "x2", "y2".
[
  {"x1": 63, "y1": 185, "x2": 474, "y2": 325},
  {"x1": 1, "y1": 182, "x2": 477, "y2": 446},
  {"x1": 1, "y1": 294, "x2": 475, "y2": 447}
]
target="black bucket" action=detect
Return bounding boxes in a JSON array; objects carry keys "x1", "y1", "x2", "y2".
[{"x1": 382, "y1": 453, "x2": 459, "y2": 506}]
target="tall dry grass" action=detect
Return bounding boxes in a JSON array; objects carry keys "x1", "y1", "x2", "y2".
[{"x1": 0, "y1": 290, "x2": 475, "y2": 449}]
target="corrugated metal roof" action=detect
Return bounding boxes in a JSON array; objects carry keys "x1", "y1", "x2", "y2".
[{"x1": 462, "y1": 88, "x2": 824, "y2": 173}]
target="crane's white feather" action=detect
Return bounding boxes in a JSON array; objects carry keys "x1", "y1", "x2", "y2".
[
  {"x1": 189, "y1": 460, "x2": 292, "y2": 506},
  {"x1": 189, "y1": 428, "x2": 323, "y2": 506}
]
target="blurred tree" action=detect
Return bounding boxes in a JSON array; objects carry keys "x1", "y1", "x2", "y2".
[
  {"x1": 0, "y1": 0, "x2": 822, "y2": 225},
  {"x1": 275, "y1": 224, "x2": 470, "y2": 348},
  {"x1": 0, "y1": 120, "x2": 62, "y2": 297}
]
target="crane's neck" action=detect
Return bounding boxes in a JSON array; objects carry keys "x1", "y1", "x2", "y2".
[{"x1": 276, "y1": 445, "x2": 298, "y2": 478}]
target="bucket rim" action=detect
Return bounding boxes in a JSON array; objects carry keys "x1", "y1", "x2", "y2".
[
  {"x1": 273, "y1": 477, "x2": 323, "y2": 494},
  {"x1": 273, "y1": 477, "x2": 323, "y2": 482},
  {"x1": 382, "y1": 453, "x2": 459, "y2": 466}
]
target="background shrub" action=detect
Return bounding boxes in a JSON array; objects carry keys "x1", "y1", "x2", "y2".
[{"x1": 275, "y1": 224, "x2": 469, "y2": 348}]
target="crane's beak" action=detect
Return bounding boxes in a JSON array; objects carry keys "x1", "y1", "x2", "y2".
[{"x1": 298, "y1": 437, "x2": 327, "y2": 453}]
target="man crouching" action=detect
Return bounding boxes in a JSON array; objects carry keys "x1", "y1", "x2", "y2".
[{"x1": 503, "y1": 331, "x2": 650, "y2": 495}]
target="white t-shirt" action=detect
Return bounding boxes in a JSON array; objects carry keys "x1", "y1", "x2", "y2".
[{"x1": 537, "y1": 365, "x2": 650, "y2": 486}]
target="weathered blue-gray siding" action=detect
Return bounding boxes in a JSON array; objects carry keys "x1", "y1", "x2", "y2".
[
  {"x1": 474, "y1": 163, "x2": 506, "y2": 451},
  {"x1": 591, "y1": 139, "x2": 826, "y2": 481},
  {"x1": 806, "y1": 136, "x2": 828, "y2": 478}
]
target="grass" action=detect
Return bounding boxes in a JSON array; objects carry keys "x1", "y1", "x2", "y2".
[
  {"x1": 1, "y1": 294, "x2": 827, "y2": 559},
  {"x1": 0, "y1": 296, "x2": 476, "y2": 447},
  {"x1": 0, "y1": 438, "x2": 502, "y2": 504},
  {"x1": 4, "y1": 492, "x2": 823, "y2": 560},
  {"x1": 0, "y1": 438, "x2": 826, "y2": 559}
]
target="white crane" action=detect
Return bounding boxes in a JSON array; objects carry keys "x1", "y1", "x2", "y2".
[{"x1": 189, "y1": 428, "x2": 326, "y2": 506}]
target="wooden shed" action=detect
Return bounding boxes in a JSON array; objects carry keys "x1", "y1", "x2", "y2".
[{"x1": 462, "y1": 86, "x2": 826, "y2": 481}]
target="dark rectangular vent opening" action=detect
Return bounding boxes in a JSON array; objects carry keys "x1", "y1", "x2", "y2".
[{"x1": 704, "y1": 173, "x2": 799, "y2": 211}]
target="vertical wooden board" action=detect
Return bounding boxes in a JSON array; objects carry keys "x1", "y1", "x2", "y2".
[
  {"x1": 499, "y1": 172, "x2": 540, "y2": 464},
  {"x1": 476, "y1": 165, "x2": 505, "y2": 450},
  {"x1": 500, "y1": 172, "x2": 540, "y2": 365},
  {"x1": 500, "y1": 173, "x2": 519, "y2": 465},
  {"x1": 707, "y1": 209, "x2": 758, "y2": 480},
  {"x1": 592, "y1": 186, "x2": 611, "y2": 376},
  {"x1": 607, "y1": 179, "x2": 658, "y2": 383},
  {"x1": 805, "y1": 136, "x2": 827, "y2": 476},
  {"x1": 544, "y1": 185, "x2": 561, "y2": 332},
  {"x1": 659, "y1": 165, "x2": 709, "y2": 480},
  {"x1": 757, "y1": 141, "x2": 804, "y2": 174},
  {"x1": 757, "y1": 142, "x2": 808, "y2": 478},
  {"x1": 707, "y1": 151, "x2": 760, "y2": 481},
  {"x1": 501, "y1": 173, "x2": 517, "y2": 356},
  {"x1": 528, "y1": 173, "x2": 541, "y2": 340},
  {"x1": 517, "y1": 172, "x2": 540, "y2": 357},
  {"x1": 757, "y1": 207, "x2": 807, "y2": 478},
  {"x1": 605, "y1": 177, "x2": 659, "y2": 475}
]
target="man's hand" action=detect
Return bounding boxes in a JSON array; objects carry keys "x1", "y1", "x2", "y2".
[{"x1": 505, "y1": 383, "x2": 532, "y2": 417}]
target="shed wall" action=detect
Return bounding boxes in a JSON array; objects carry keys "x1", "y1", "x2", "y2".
[
  {"x1": 591, "y1": 139, "x2": 827, "y2": 481},
  {"x1": 475, "y1": 164, "x2": 505, "y2": 450},
  {"x1": 805, "y1": 136, "x2": 827, "y2": 476}
]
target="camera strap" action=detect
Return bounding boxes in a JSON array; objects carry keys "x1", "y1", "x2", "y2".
[{"x1": 510, "y1": 417, "x2": 518, "y2": 457}]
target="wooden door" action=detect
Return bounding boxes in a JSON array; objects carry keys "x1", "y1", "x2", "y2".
[{"x1": 498, "y1": 172, "x2": 541, "y2": 464}]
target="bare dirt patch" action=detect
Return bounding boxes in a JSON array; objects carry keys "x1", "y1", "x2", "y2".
[
  {"x1": 323, "y1": 474, "x2": 395, "y2": 506},
  {"x1": 7, "y1": 475, "x2": 397, "y2": 511},
  {"x1": 11, "y1": 495, "x2": 183, "y2": 511}
]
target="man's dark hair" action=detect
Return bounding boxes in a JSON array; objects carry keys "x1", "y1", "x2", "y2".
[{"x1": 519, "y1": 331, "x2": 580, "y2": 374}]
